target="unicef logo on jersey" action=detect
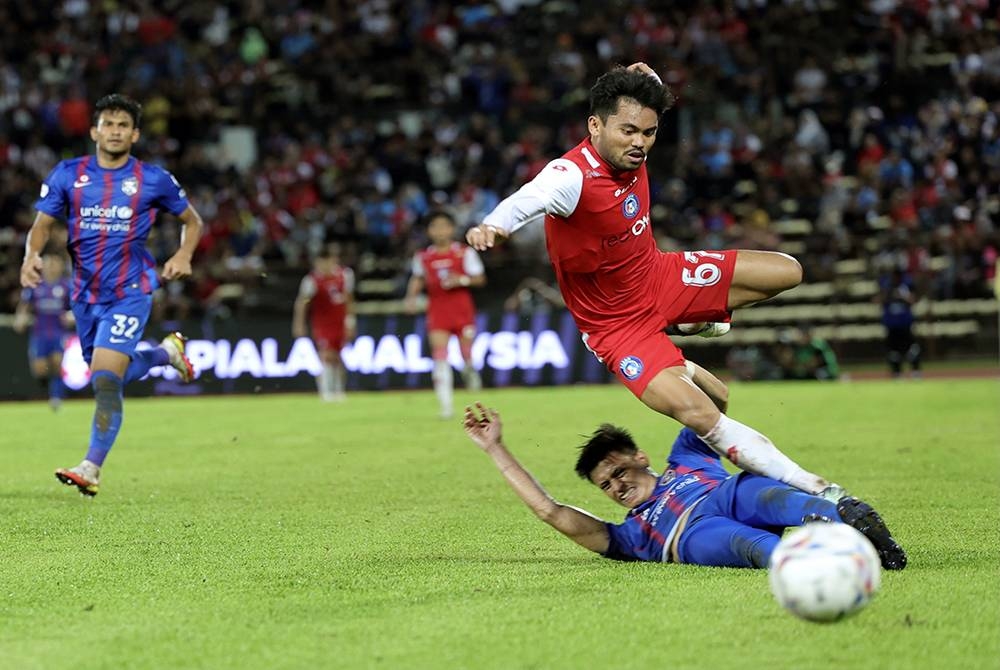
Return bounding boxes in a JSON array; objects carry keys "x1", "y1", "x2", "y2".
[
  {"x1": 619, "y1": 355, "x2": 644, "y2": 380},
  {"x1": 622, "y1": 193, "x2": 640, "y2": 219},
  {"x1": 116, "y1": 206, "x2": 134, "y2": 220}
]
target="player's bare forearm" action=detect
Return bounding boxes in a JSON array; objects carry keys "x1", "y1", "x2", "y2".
[
  {"x1": 404, "y1": 277, "x2": 424, "y2": 312},
  {"x1": 489, "y1": 445, "x2": 609, "y2": 553},
  {"x1": 464, "y1": 404, "x2": 610, "y2": 553},
  {"x1": 163, "y1": 206, "x2": 203, "y2": 280},
  {"x1": 292, "y1": 299, "x2": 309, "y2": 338},
  {"x1": 20, "y1": 213, "x2": 56, "y2": 288}
]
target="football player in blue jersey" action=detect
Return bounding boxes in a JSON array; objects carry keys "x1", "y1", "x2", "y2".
[
  {"x1": 463, "y1": 379, "x2": 906, "y2": 570},
  {"x1": 19, "y1": 93, "x2": 204, "y2": 496},
  {"x1": 13, "y1": 253, "x2": 74, "y2": 410}
]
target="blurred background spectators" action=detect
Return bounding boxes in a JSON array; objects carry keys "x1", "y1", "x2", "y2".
[{"x1": 0, "y1": 0, "x2": 997, "y2": 351}]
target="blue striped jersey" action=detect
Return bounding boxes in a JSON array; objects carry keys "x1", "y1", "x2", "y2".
[{"x1": 34, "y1": 155, "x2": 189, "y2": 304}]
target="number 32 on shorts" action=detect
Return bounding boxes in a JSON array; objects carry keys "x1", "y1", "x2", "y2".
[
  {"x1": 681, "y1": 251, "x2": 725, "y2": 287},
  {"x1": 111, "y1": 313, "x2": 141, "y2": 339}
]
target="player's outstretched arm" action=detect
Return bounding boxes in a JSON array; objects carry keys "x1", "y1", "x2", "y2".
[{"x1": 463, "y1": 403, "x2": 610, "y2": 554}]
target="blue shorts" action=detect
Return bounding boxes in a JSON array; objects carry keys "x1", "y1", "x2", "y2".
[
  {"x1": 72, "y1": 291, "x2": 153, "y2": 364},
  {"x1": 677, "y1": 474, "x2": 841, "y2": 568},
  {"x1": 28, "y1": 334, "x2": 66, "y2": 360}
]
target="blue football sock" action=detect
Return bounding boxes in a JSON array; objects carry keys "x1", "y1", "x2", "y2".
[
  {"x1": 84, "y1": 371, "x2": 124, "y2": 467},
  {"x1": 123, "y1": 347, "x2": 170, "y2": 384},
  {"x1": 48, "y1": 374, "x2": 65, "y2": 400}
]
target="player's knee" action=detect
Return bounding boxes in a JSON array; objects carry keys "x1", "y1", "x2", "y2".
[
  {"x1": 775, "y1": 253, "x2": 803, "y2": 291},
  {"x1": 92, "y1": 372, "x2": 123, "y2": 409},
  {"x1": 672, "y1": 403, "x2": 721, "y2": 436}
]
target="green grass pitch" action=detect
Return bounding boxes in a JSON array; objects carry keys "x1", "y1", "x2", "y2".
[{"x1": 1, "y1": 379, "x2": 998, "y2": 670}]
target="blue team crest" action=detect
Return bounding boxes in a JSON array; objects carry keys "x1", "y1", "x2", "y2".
[
  {"x1": 622, "y1": 193, "x2": 640, "y2": 219},
  {"x1": 121, "y1": 176, "x2": 139, "y2": 196},
  {"x1": 619, "y1": 355, "x2": 644, "y2": 380}
]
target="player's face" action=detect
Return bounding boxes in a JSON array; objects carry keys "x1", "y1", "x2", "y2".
[
  {"x1": 427, "y1": 216, "x2": 455, "y2": 246},
  {"x1": 313, "y1": 257, "x2": 333, "y2": 275},
  {"x1": 91, "y1": 110, "x2": 140, "y2": 158},
  {"x1": 588, "y1": 450, "x2": 657, "y2": 508},
  {"x1": 588, "y1": 98, "x2": 659, "y2": 172}
]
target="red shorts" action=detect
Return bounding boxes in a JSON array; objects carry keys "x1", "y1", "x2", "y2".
[
  {"x1": 584, "y1": 249, "x2": 737, "y2": 398},
  {"x1": 313, "y1": 325, "x2": 345, "y2": 352},
  {"x1": 427, "y1": 307, "x2": 476, "y2": 339}
]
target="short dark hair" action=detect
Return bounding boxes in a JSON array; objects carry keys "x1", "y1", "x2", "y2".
[
  {"x1": 589, "y1": 67, "x2": 676, "y2": 122},
  {"x1": 93, "y1": 94, "x2": 142, "y2": 129},
  {"x1": 574, "y1": 424, "x2": 639, "y2": 480}
]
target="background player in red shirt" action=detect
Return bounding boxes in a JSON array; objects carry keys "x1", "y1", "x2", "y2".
[
  {"x1": 293, "y1": 245, "x2": 355, "y2": 402},
  {"x1": 467, "y1": 64, "x2": 833, "y2": 497},
  {"x1": 406, "y1": 210, "x2": 486, "y2": 419}
]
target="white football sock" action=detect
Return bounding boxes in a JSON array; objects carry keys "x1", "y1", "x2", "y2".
[
  {"x1": 319, "y1": 363, "x2": 335, "y2": 399},
  {"x1": 331, "y1": 365, "x2": 345, "y2": 397},
  {"x1": 432, "y1": 359, "x2": 453, "y2": 417},
  {"x1": 698, "y1": 414, "x2": 827, "y2": 493},
  {"x1": 461, "y1": 365, "x2": 482, "y2": 392}
]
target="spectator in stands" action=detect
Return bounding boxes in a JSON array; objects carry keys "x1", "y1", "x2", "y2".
[
  {"x1": 0, "y1": 0, "x2": 994, "y2": 347},
  {"x1": 773, "y1": 327, "x2": 840, "y2": 381}
]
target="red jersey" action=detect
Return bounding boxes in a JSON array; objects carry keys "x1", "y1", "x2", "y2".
[
  {"x1": 298, "y1": 266, "x2": 354, "y2": 332},
  {"x1": 543, "y1": 139, "x2": 658, "y2": 334},
  {"x1": 482, "y1": 137, "x2": 736, "y2": 395},
  {"x1": 412, "y1": 242, "x2": 484, "y2": 332}
]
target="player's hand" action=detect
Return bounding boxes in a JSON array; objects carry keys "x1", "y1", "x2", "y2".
[
  {"x1": 627, "y1": 62, "x2": 662, "y2": 83},
  {"x1": 20, "y1": 254, "x2": 43, "y2": 288},
  {"x1": 162, "y1": 253, "x2": 193, "y2": 281},
  {"x1": 292, "y1": 323, "x2": 306, "y2": 339},
  {"x1": 466, "y1": 224, "x2": 506, "y2": 251},
  {"x1": 463, "y1": 402, "x2": 503, "y2": 451},
  {"x1": 403, "y1": 296, "x2": 419, "y2": 314}
]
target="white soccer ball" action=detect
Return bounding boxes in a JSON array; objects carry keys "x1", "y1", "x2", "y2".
[{"x1": 769, "y1": 522, "x2": 881, "y2": 622}]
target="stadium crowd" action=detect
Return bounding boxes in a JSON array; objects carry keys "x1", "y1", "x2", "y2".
[{"x1": 0, "y1": 0, "x2": 998, "y2": 318}]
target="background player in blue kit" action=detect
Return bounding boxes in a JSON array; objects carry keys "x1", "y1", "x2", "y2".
[
  {"x1": 19, "y1": 94, "x2": 204, "y2": 496},
  {"x1": 13, "y1": 254, "x2": 74, "y2": 410},
  {"x1": 463, "y1": 400, "x2": 906, "y2": 570}
]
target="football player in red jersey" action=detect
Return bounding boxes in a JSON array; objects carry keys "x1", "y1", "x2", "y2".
[
  {"x1": 293, "y1": 245, "x2": 356, "y2": 401},
  {"x1": 467, "y1": 63, "x2": 836, "y2": 497},
  {"x1": 406, "y1": 210, "x2": 486, "y2": 419}
]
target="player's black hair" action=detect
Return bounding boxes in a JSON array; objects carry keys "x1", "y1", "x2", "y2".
[
  {"x1": 574, "y1": 424, "x2": 639, "y2": 480},
  {"x1": 422, "y1": 209, "x2": 456, "y2": 228},
  {"x1": 589, "y1": 67, "x2": 675, "y2": 122},
  {"x1": 92, "y1": 93, "x2": 142, "y2": 129}
]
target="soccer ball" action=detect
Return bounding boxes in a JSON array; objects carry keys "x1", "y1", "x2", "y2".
[{"x1": 769, "y1": 522, "x2": 881, "y2": 622}]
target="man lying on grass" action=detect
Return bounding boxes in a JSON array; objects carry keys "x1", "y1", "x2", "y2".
[{"x1": 462, "y1": 402, "x2": 906, "y2": 570}]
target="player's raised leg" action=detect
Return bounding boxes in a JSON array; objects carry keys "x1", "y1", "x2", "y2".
[
  {"x1": 639, "y1": 366, "x2": 829, "y2": 494},
  {"x1": 727, "y1": 250, "x2": 802, "y2": 310},
  {"x1": 121, "y1": 332, "x2": 193, "y2": 384}
]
